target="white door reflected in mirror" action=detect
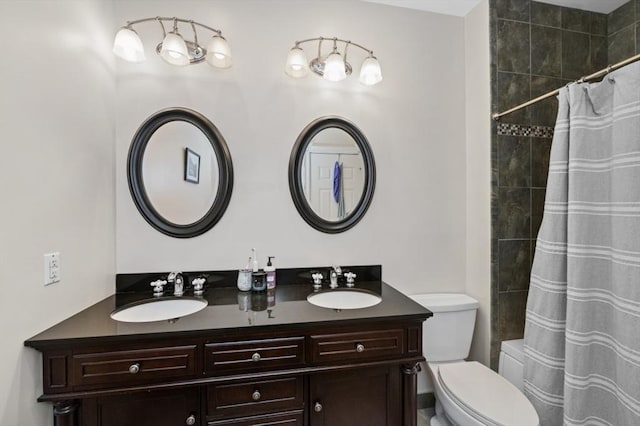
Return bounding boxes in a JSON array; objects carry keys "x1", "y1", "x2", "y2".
[{"x1": 301, "y1": 128, "x2": 365, "y2": 222}]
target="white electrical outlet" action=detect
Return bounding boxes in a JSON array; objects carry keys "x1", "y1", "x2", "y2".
[{"x1": 44, "y1": 252, "x2": 61, "y2": 286}]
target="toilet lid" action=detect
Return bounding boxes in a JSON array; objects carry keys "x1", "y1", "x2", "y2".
[{"x1": 438, "y1": 361, "x2": 539, "y2": 426}]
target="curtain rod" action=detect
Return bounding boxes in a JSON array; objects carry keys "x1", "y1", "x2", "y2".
[{"x1": 492, "y1": 52, "x2": 640, "y2": 121}]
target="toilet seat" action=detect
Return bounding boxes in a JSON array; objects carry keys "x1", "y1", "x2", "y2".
[{"x1": 436, "y1": 361, "x2": 538, "y2": 426}]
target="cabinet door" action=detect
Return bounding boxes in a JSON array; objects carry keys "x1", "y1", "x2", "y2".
[
  {"x1": 82, "y1": 388, "x2": 200, "y2": 426},
  {"x1": 309, "y1": 366, "x2": 401, "y2": 426}
]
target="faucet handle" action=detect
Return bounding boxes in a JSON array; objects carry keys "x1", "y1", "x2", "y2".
[
  {"x1": 150, "y1": 279, "x2": 167, "y2": 296},
  {"x1": 312, "y1": 273, "x2": 323, "y2": 289},
  {"x1": 192, "y1": 278, "x2": 206, "y2": 295},
  {"x1": 345, "y1": 272, "x2": 357, "y2": 287}
]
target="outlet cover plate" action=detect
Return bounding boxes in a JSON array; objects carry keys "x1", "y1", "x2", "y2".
[{"x1": 44, "y1": 252, "x2": 61, "y2": 286}]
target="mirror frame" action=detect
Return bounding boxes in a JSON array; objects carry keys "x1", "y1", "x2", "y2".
[
  {"x1": 127, "y1": 107, "x2": 233, "y2": 238},
  {"x1": 288, "y1": 116, "x2": 376, "y2": 234}
]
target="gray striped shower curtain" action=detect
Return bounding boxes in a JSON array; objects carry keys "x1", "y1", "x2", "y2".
[{"x1": 523, "y1": 61, "x2": 640, "y2": 426}]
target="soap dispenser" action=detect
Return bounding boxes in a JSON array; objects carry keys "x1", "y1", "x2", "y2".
[{"x1": 265, "y1": 256, "x2": 276, "y2": 289}]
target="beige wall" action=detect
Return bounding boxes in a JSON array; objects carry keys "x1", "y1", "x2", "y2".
[
  {"x1": 115, "y1": 0, "x2": 469, "y2": 297},
  {"x1": 464, "y1": 0, "x2": 492, "y2": 366},
  {"x1": 0, "y1": 1, "x2": 116, "y2": 424}
]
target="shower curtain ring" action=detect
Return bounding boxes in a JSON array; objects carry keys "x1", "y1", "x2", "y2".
[{"x1": 606, "y1": 65, "x2": 616, "y2": 82}]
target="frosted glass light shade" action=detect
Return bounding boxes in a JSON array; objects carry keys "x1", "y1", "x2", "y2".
[
  {"x1": 323, "y1": 52, "x2": 346, "y2": 82},
  {"x1": 285, "y1": 47, "x2": 309, "y2": 78},
  {"x1": 206, "y1": 35, "x2": 232, "y2": 68},
  {"x1": 359, "y1": 56, "x2": 382, "y2": 85},
  {"x1": 113, "y1": 27, "x2": 145, "y2": 62},
  {"x1": 160, "y1": 32, "x2": 189, "y2": 66}
]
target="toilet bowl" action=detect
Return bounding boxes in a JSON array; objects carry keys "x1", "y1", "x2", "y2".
[{"x1": 410, "y1": 294, "x2": 538, "y2": 426}]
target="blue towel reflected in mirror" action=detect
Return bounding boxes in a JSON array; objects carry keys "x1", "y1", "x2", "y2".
[
  {"x1": 333, "y1": 161, "x2": 340, "y2": 202},
  {"x1": 333, "y1": 161, "x2": 345, "y2": 219}
]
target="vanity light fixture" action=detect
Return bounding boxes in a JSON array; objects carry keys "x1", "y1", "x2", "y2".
[
  {"x1": 113, "y1": 16, "x2": 232, "y2": 68},
  {"x1": 285, "y1": 37, "x2": 382, "y2": 85}
]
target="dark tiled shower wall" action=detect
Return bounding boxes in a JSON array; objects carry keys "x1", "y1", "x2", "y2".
[
  {"x1": 608, "y1": 0, "x2": 640, "y2": 63},
  {"x1": 489, "y1": 0, "x2": 640, "y2": 369}
]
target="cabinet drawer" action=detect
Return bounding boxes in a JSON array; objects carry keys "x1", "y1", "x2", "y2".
[
  {"x1": 207, "y1": 410, "x2": 304, "y2": 426},
  {"x1": 72, "y1": 345, "x2": 197, "y2": 388},
  {"x1": 207, "y1": 377, "x2": 304, "y2": 419},
  {"x1": 204, "y1": 337, "x2": 304, "y2": 374},
  {"x1": 310, "y1": 329, "x2": 404, "y2": 364}
]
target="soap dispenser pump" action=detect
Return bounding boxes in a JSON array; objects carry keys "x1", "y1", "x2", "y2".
[{"x1": 265, "y1": 256, "x2": 276, "y2": 289}]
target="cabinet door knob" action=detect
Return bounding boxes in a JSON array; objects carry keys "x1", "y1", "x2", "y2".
[
  {"x1": 185, "y1": 414, "x2": 196, "y2": 425},
  {"x1": 251, "y1": 352, "x2": 261, "y2": 362},
  {"x1": 314, "y1": 402, "x2": 323, "y2": 412},
  {"x1": 128, "y1": 363, "x2": 140, "y2": 374},
  {"x1": 252, "y1": 390, "x2": 261, "y2": 401},
  {"x1": 356, "y1": 343, "x2": 365, "y2": 353}
]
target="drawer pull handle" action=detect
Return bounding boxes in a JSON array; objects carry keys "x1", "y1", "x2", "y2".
[
  {"x1": 252, "y1": 390, "x2": 261, "y2": 401},
  {"x1": 251, "y1": 352, "x2": 261, "y2": 362},
  {"x1": 314, "y1": 402, "x2": 323, "y2": 413},
  {"x1": 128, "y1": 363, "x2": 140, "y2": 374},
  {"x1": 185, "y1": 414, "x2": 196, "y2": 425},
  {"x1": 356, "y1": 343, "x2": 365, "y2": 353}
]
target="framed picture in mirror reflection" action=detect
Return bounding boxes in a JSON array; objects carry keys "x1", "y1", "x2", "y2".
[{"x1": 184, "y1": 147, "x2": 200, "y2": 184}]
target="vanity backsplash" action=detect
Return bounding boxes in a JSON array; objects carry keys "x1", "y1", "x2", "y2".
[{"x1": 115, "y1": 264, "x2": 383, "y2": 294}]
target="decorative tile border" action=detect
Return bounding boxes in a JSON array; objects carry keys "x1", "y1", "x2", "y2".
[{"x1": 497, "y1": 123, "x2": 554, "y2": 138}]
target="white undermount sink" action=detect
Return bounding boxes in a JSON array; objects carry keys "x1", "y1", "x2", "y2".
[
  {"x1": 110, "y1": 297, "x2": 208, "y2": 323},
  {"x1": 307, "y1": 289, "x2": 382, "y2": 310}
]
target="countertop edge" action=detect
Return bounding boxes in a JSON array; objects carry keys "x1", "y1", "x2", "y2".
[{"x1": 24, "y1": 311, "x2": 431, "y2": 350}]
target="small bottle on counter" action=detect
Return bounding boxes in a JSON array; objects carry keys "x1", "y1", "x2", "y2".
[
  {"x1": 265, "y1": 256, "x2": 276, "y2": 289},
  {"x1": 252, "y1": 270, "x2": 267, "y2": 292}
]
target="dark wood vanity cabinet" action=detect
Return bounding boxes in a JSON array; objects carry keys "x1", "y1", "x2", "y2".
[
  {"x1": 309, "y1": 366, "x2": 402, "y2": 426},
  {"x1": 82, "y1": 388, "x2": 200, "y2": 426},
  {"x1": 30, "y1": 320, "x2": 424, "y2": 426}
]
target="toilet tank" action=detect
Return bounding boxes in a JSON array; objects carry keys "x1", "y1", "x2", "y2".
[{"x1": 410, "y1": 293, "x2": 479, "y2": 362}]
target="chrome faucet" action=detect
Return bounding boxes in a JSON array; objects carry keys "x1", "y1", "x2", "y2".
[
  {"x1": 329, "y1": 266, "x2": 342, "y2": 289},
  {"x1": 167, "y1": 271, "x2": 184, "y2": 296}
]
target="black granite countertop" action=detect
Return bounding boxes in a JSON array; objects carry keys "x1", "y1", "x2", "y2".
[{"x1": 25, "y1": 266, "x2": 431, "y2": 349}]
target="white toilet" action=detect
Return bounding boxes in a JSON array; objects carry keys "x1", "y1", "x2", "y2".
[{"x1": 410, "y1": 293, "x2": 539, "y2": 426}]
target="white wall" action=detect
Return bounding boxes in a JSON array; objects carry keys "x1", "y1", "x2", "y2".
[
  {"x1": 115, "y1": 0, "x2": 469, "y2": 297},
  {"x1": 0, "y1": 1, "x2": 116, "y2": 425},
  {"x1": 464, "y1": 0, "x2": 491, "y2": 366},
  {"x1": 416, "y1": 1, "x2": 491, "y2": 394}
]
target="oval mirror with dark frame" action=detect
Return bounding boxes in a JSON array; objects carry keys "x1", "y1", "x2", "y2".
[
  {"x1": 289, "y1": 116, "x2": 376, "y2": 233},
  {"x1": 128, "y1": 107, "x2": 233, "y2": 238}
]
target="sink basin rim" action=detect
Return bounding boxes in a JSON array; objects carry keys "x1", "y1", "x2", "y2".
[
  {"x1": 306, "y1": 288, "x2": 382, "y2": 310},
  {"x1": 110, "y1": 296, "x2": 208, "y2": 323}
]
